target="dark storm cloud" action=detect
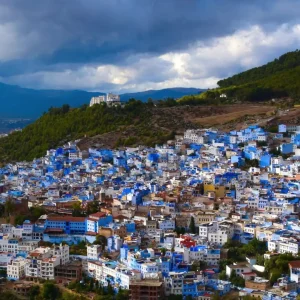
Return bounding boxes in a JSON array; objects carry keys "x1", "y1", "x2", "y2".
[
  {"x1": 0, "y1": 0, "x2": 300, "y2": 89},
  {"x1": 1, "y1": 0, "x2": 300, "y2": 63}
]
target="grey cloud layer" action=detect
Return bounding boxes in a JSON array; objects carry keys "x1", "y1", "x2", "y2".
[{"x1": 0, "y1": 0, "x2": 300, "y2": 91}]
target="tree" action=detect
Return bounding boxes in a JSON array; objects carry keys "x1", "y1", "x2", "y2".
[
  {"x1": 72, "y1": 202, "x2": 84, "y2": 217},
  {"x1": 28, "y1": 285, "x2": 40, "y2": 300},
  {"x1": 42, "y1": 281, "x2": 61, "y2": 300},
  {"x1": 147, "y1": 98, "x2": 154, "y2": 107},
  {"x1": 0, "y1": 204, "x2": 5, "y2": 217},
  {"x1": 61, "y1": 291, "x2": 86, "y2": 300},
  {"x1": 256, "y1": 254, "x2": 265, "y2": 266},
  {"x1": 69, "y1": 240, "x2": 87, "y2": 256},
  {"x1": 4, "y1": 197, "x2": 15, "y2": 217},
  {"x1": 191, "y1": 262, "x2": 199, "y2": 272},
  {"x1": 275, "y1": 254, "x2": 293, "y2": 273},
  {"x1": 0, "y1": 269, "x2": 7, "y2": 278},
  {"x1": 219, "y1": 270, "x2": 228, "y2": 280},
  {"x1": 95, "y1": 280, "x2": 99, "y2": 290},
  {"x1": 107, "y1": 283, "x2": 114, "y2": 295},
  {"x1": 189, "y1": 216, "x2": 196, "y2": 234},
  {"x1": 269, "y1": 147, "x2": 281, "y2": 156},
  {"x1": 116, "y1": 288, "x2": 129, "y2": 300},
  {"x1": 0, "y1": 291, "x2": 22, "y2": 300},
  {"x1": 14, "y1": 215, "x2": 28, "y2": 226},
  {"x1": 174, "y1": 226, "x2": 186, "y2": 235},
  {"x1": 89, "y1": 278, "x2": 94, "y2": 291},
  {"x1": 269, "y1": 268, "x2": 282, "y2": 284},
  {"x1": 174, "y1": 227, "x2": 182, "y2": 236},
  {"x1": 96, "y1": 283, "x2": 105, "y2": 295},
  {"x1": 86, "y1": 200, "x2": 100, "y2": 215},
  {"x1": 80, "y1": 104, "x2": 88, "y2": 111},
  {"x1": 212, "y1": 292, "x2": 221, "y2": 300},
  {"x1": 230, "y1": 270, "x2": 245, "y2": 287},
  {"x1": 62, "y1": 104, "x2": 70, "y2": 114},
  {"x1": 263, "y1": 253, "x2": 295, "y2": 279},
  {"x1": 30, "y1": 206, "x2": 46, "y2": 221},
  {"x1": 93, "y1": 235, "x2": 107, "y2": 249},
  {"x1": 241, "y1": 238, "x2": 267, "y2": 256},
  {"x1": 243, "y1": 158, "x2": 259, "y2": 169},
  {"x1": 219, "y1": 259, "x2": 234, "y2": 272},
  {"x1": 257, "y1": 141, "x2": 268, "y2": 147},
  {"x1": 161, "y1": 248, "x2": 167, "y2": 256}
]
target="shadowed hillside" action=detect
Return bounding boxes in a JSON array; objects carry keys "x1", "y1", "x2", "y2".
[{"x1": 179, "y1": 50, "x2": 300, "y2": 104}]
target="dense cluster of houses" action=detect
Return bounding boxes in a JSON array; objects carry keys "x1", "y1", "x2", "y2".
[{"x1": 1, "y1": 124, "x2": 300, "y2": 299}]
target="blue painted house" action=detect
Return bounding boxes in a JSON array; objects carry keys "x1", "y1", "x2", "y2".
[
  {"x1": 44, "y1": 216, "x2": 86, "y2": 234},
  {"x1": 259, "y1": 154, "x2": 271, "y2": 168},
  {"x1": 280, "y1": 143, "x2": 294, "y2": 154}
]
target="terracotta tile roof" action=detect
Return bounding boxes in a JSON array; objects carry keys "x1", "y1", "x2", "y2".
[
  {"x1": 114, "y1": 215, "x2": 129, "y2": 220},
  {"x1": 242, "y1": 272, "x2": 256, "y2": 276},
  {"x1": 289, "y1": 260, "x2": 300, "y2": 268},
  {"x1": 286, "y1": 175, "x2": 300, "y2": 180},
  {"x1": 47, "y1": 216, "x2": 85, "y2": 222},
  {"x1": 85, "y1": 231, "x2": 97, "y2": 236},
  {"x1": 89, "y1": 212, "x2": 106, "y2": 218}
]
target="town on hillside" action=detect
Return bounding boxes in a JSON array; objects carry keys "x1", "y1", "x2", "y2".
[{"x1": 1, "y1": 124, "x2": 300, "y2": 299}]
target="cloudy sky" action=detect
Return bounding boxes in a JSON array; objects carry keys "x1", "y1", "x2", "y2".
[{"x1": 0, "y1": 0, "x2": 300, "y2": 93}]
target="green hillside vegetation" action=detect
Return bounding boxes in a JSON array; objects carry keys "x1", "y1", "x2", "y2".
[
  {"x1": 179, "y1": 49, "x2": 300, "y2": 103},
  {"x1": 0, "y1": 99, "x2": 192, "y2": 162},
  {"x1": 218, "y1": 49, "x2": 300, "y2": 87}
]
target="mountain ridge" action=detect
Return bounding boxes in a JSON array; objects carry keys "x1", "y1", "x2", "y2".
[
  {"x1": 179, "y1": 49, "x2": 300, "y2": 104},
  {"x1": 120, "y1": 87, "x2": 204, "y2": 101},
  {"x1": 0, "y1": 82, "x2": 203, "y2": 118}
]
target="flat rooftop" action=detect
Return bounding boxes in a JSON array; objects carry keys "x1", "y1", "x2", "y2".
[{"x1": 130, "y1": 280, "x2": 162, "y2": 287}]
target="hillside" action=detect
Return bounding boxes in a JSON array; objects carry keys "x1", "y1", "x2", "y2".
[
  {"x1": 217, "y1": 50, "x2": 300, "y2": 87},
  {"x1": 179, "y1": 49, "x2": 300, "y2": 103},
  {"x1": 0, "y1": 82, "x2": 203, "y2": 118},
  {"x1": 0, "y1": 100, "x2": 194, "y2": 162},
  {"x1": 0, "y1": 100, "x2": 276, "y2": 163}
]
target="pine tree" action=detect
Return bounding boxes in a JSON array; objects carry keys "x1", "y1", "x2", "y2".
[{"x1": 189, "y1": 216, "x2": 196, "y2": 234}]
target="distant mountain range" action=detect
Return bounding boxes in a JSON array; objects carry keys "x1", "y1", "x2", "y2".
[
  {"x1": 0, "y1": 82, "x2": 102, "y2": 118},
  {"x1": 120, "y1": 88, "x2": 204, "y2": 102},
  {"x1": 0, "y1": 82, "x2": 203, "y2": 118}
]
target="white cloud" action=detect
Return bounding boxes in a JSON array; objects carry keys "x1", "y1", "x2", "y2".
[
  {"x1": 2, "y1": 23, "x2": 300, "y2": 92},
  {"x1": 3, "y1": 64, "x2": 136, "y2": 90},
  {"x1": 162, "y1": 24, "x2": 300, "y2": 82}
]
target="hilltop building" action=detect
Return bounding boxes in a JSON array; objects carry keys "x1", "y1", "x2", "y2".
[{"x1": 90, "y1": 93, "x2": 121, "y2": 107}]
